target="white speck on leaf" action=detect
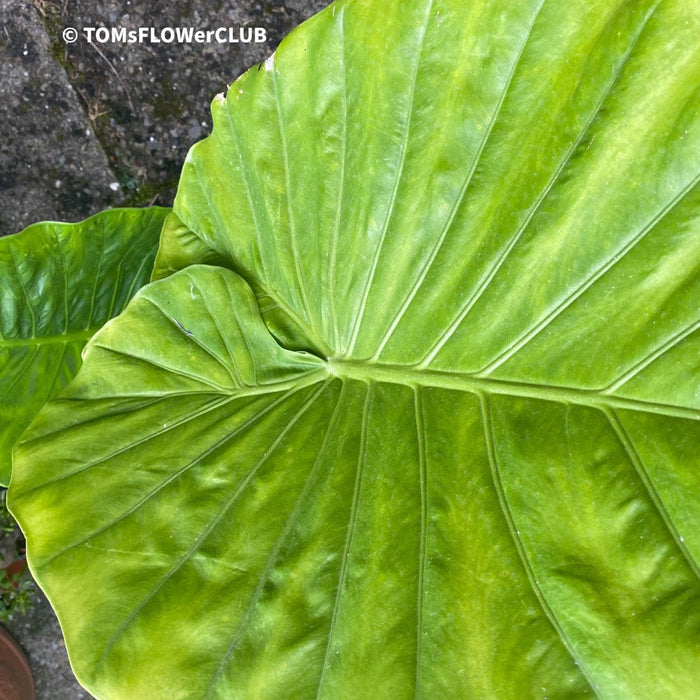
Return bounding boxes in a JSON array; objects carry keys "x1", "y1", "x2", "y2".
[{"x1": 264, "y1": 54, "x2": 275, "y2": 72}]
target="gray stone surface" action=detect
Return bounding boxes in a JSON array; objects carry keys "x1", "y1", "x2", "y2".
[
  {"x1": 1, "y1": 0, "x2": 330, "y2": 235},
  {"x1": 53, "y1": 0, "x2": 331, "y2": 211},
  {"x1": 1, "y1": 0, "x2": 331, "y2": 696},
  {"x1": 0, "y1": 0, "x2": 120, "y2": 234}
]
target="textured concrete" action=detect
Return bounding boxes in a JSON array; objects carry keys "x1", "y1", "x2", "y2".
[
  {"x1": 1, "y1": 0, "x2": 331, "y2": 696},
  {"x1": 52, "y1": 0, "x2": 331, "y2": 213},
  {"x1": 0, "y1": 0, "x2": 119, "y2": 234},
  {"x1": 1, "y1": 0, "x2": 330, "y2": 235}
]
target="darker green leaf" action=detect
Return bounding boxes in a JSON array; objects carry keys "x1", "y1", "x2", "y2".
[{"x1": 0, "y1": 207, "x2": 169, "y2": 484}]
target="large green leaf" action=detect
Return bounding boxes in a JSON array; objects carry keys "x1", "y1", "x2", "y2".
[
  {"x1": 0, "y1": 207, "x2": 169, "y2": 484},
  {"x1": 10, "y1": 0, "x2": 700, "y2": 697}
]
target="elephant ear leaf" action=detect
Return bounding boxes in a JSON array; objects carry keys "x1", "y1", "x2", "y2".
[
  {"x1": 9, "y1": 0, "x2": 700, "y2": 698},
  {"x1": 0, "y1": 207, "x2": 169, "y2": 484}
]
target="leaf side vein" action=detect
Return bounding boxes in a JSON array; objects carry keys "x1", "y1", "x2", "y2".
[
  {"x1": 376, "y1": 0, "x2": 546, "y2": 361},
  {"x1": 0, "y1": 345, "x2": 42, "y2": 404},
  {"x1": 316, "y1": 383, "x2": 371, "y2": 697},
  {"x1": 605, "y1": 407, "x2": 700, "y2": 579},
  {"x1": 476, "y1": 173, "x2": 700, "y2": 375},
  {"x1": 90, "y1": 382, "x2": 328, "y2": 677},
  {"x1": 271, "y1": 68, "x2": 318, "y2": 337},
  {"x1": 479, "y1": 393, "x2": 598, "y2": 694},
  {"x1": 37, "y1": 390, "x2": 306, "y2": 567},
  {"x1": 141, "y1": 295, "x2": 239, "y2": 388},
  {"x1": 345, "y1": 0, "x2": 435, "y2": 355},
  {"x1": 205, "y1": 381, "x2": 342, "y2": 697},
  {"x1": 328, "y1": 6, "x2": 347, "y2": 352},
  {"x1": 89, "y1": 342, "x2": 234, "y2": 392},
  {"x1": 17, "y1": 395, "x2": 232, "y2": 500},
  {"x1": 418, "y1": 0, "x2": 655, "y2": 367},
  {"x1": 50, "y1": 225, "x2": 70, "y2": 334},
  {"x1": 7, "y1": 242, "x2": 37, "y2": 337},
  {"x1": 86, "y1": 223, "x2": 107, "y2": 328},
  {"x1": 602, "y1": 321, "x2": 700, "y2": 394},
  {"x1": 414, "y1": 387, "x2": 428, "y2": 699},
  {"x1": 121, "y1": 241, "x2": 159, "y2": 311}
]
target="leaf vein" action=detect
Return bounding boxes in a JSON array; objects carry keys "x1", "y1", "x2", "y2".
[
  {"x1": 419, "y1": 1, "x2": 656, "y2": 367},
  {"x1": 603, "y1": 321, "x2": 700, "y2": 394},
  {"x1": 50, "y1": 225, "x2": 70, "y2": 334},
  {"x1": 605, "y1": 408, "x2": 700, "y2": 579},
  {"x1": 141, "y1": 296, "x2": 239, "y2": 388},
  {"x1": 87, "y1": 221, "x2": 107, "y2": 328},
  {"x1": 315, "y1": 383, "x2": 371, "y2": 697},
  {"x1": 44, "y1": 341, "x2": 71, "y2": 399},
  {"x1": 476, "y1": 172, "x2": 700, "y2": 375},
  {"x1": 479, "y1": 393, "x2": 598, "y2": 693},
  {"x1": 188, "y1": 276, "x2": 243, "y2": 386},
  {"x1": 121, "y1": 240, "x2": 159, "y2": 310},
  {"x1": 271, "y1": 68, "x2": 319, "y2": 343},
  {"x1": 18, "y1": 395, "x2": 231, "y2": 500},
  {"x1": 345, "y1": 0, "x2": 435, "y2": 355},
  {"x1": 329, "y1": 6, "x2": 347, "y2": 353},
  {"x1": 376, "y1": 0, "x2": 546, "y2": 362},
  {"x1": 7, "y1": 242, "x2": 37, "y2": 337},
  {"x1": 90, "y1": 342, "x2": 234, "y2": 392},
  {"x1": 205, "y1": 380, "x2": 341, "y2": 697},
  {"x1": 92, "y1": 382, "x2": 328, "y2": 675},
  {"x1": 40, "y1": 387, "x2": 317, "y2": 569},
  {"x1": 218, "y1": 105, "x2": 273, "y2": 288},
  {"x1": 414, "y1": 387, "x2": 428, "y2": 699},
  {"x1": 329, "y1": 359, "x2": 699, "y2": 420},
  {"x1": 0, "y1": 346, "x2": 41, "y2": 404}
]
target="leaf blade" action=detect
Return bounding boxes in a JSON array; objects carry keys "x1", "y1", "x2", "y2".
[
  {"x1": 9, "y1": 0, "x2": 700, "y2": 697},
  {"x1": 0, "y1": 207, "x2": 169, "y2": 483}
]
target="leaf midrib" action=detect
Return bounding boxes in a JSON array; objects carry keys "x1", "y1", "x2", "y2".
[
  {"x1": 325, "y1": 359, "x2": 698, "y2": 419},
  {"x1": 0, "y1": 329, "x2": 95, "y2": 349}
]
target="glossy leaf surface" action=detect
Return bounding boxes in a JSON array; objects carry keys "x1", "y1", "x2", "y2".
[
  {"x1": 10, "y1": 0, "x2": 700, "y2": 697},
  {"x1": 0, "y1": 207, "x2": 169, "y2": 485}
]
